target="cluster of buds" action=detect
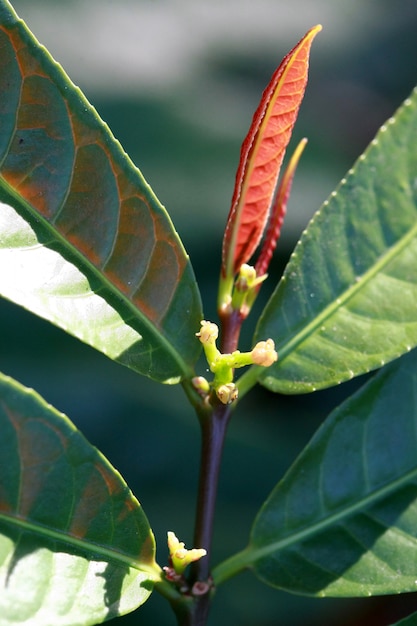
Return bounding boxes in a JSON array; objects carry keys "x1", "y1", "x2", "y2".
[{"x1": 195, "y1": 320, "x2": 277, "y2": 405}]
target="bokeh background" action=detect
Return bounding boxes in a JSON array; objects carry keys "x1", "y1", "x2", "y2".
[{"x1": 3, "y1": 1, "x2": 417, "y2": 624}]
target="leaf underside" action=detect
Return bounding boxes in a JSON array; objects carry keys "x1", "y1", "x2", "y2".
[
  {"x1": 255, "y1": 86, "x2": 417, "y2": 393},
  {"x1": 248, "y1": 349, "x2": 417, "y2": 597},
  {"x1": 0, "y1": 0, "x2": 202, "y2": 384},
  {"x1": 0, "y1": 372, "x2": 157, "y2": 626}
]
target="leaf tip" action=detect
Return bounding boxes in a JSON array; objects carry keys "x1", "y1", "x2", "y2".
[
  {"x1": 221, "y1": 23, "x2": 322, "y2": 284},
  {"x1": 310, "y1": 24, "x2": 323, "y2": 36}
]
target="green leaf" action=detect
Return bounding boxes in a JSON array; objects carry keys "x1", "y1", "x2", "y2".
[
  {"x1": 390, "y1": 612, "x2": 417, "y2": 626},
  {"x1": 253, "y1": 86, "x2": 417, "y2": 393},
  {"x1": 214, "y1": 349, "x2": 417, "y2": 596},
  {"x1": 0, "y1": 0, "x2": 202, "y2": 384},
  {"x1": 0, "y1": 371, "x2": 159, "y2": 625}
]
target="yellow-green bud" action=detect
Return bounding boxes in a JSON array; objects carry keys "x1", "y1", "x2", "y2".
[
  {"x1": 196, "y1": 320, "x2": 221, "y2": 370},
  {"x1": 235, "y1": 264, "x2": 257, "y2": 290},
  {"x1": 167, "y1": 531, "x2": 207, "y2": 575},
  {"x1": 251, "y1": 339, "x2": 278, "y2": 367},
  {"x1": 192, "y1": 376, "x2": 210, "y2": 394},
  {"x1": 196, "y1": 320, "x2": 219, "y2": 344}
]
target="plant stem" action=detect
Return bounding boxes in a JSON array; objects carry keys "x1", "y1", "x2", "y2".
[
  {"x1": 171, "y1": 399, "x2": 232, "y2": 626},
  {"x1": 191, "y1": 401, "x2": 232, "y2": 582},
  {"x1": 170, "y1": 307, "x2": 244, "y2": 625},
  {"x1": 211, "y1": 546, "x2": 252, "y2": 586},
  {"x1": 218, "y1": 307, "x2": 245, "y2": 354}
]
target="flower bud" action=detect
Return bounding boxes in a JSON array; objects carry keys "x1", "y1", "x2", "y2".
[
  {"x1": 192, "y1": 376, "x2": 210, "y2": 395},
  {"x1": 216, "y1": 383, "x2": 238, "y2": 405},
  {"x1": 167, "y1": 531, "x2": 207, "y2": 576},
  {"x1": 251, "y1": 339, "x2": 278, "y2": 367},
  {"x1": 196, "y1": 320, "x2": 219, "y2": 344}
]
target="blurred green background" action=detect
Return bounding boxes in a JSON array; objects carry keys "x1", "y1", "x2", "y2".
[{"x1": 3, "y1": 1, "x2": 417, "y2": 624}]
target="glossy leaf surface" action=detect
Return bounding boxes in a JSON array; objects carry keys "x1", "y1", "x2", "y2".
[
  {"x1": 0, "y1": 372, "x2": 158, "y2": 625},
  {"x1": 0, "y1": 1, "x2": 202, "y2": 384},
  {"x1": 254, "y1": 86, "x2": 417, "y2": 393},
  {"x1": 240, "y1": 350, "x2": 417, "y2": 596},
  {"x1": 222, "y1": 25, "x2": 321, "y2": 278}
]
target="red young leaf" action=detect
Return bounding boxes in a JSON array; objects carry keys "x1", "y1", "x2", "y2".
[
  {"x1": 255, "y1": 137, "x2": 307, "y2": 277},
  {"x1": 222, "y1": 24, "x2": 322, "y2": 278}
]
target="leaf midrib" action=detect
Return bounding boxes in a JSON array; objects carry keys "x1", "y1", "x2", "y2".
[
  {"x1": 247, "y1": 462, "x2": 417, "y2": 566},
  {"x1": 0, "y1": 510, "x2": 159, "y2": 579},
  {"x1": 277, "y1": 212, "x2": 417, "y2": 363}
]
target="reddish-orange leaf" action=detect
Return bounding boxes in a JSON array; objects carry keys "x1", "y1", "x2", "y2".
[
  {"x1": 222, "y1": 24, "x2": 322, "y2": 278},
  {"x1": 255, "y1": 138, "x2": 307, "y2": 278}
]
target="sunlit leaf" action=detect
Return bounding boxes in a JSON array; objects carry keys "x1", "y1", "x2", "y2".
[
  {"x1": 222, "y1": 25, "x2": 321, "y2": 278},
  {"x1": 215, "y1": 350, "x2": 417, "y2": 596},
  {"x1": 0, "y1": 371, "x2": 159, "y2": 625},
  {"x1": 0, "y1": 0, "x2": 202, "y2": 384},
  {"x1": 254, "y1": 86, "x2": 417, "y2": 393}
]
